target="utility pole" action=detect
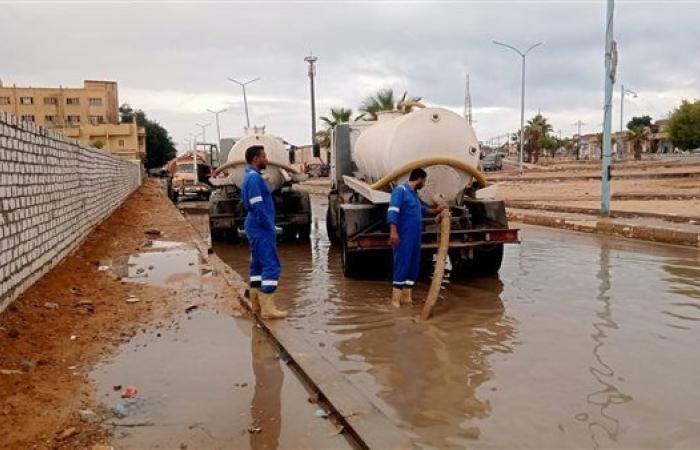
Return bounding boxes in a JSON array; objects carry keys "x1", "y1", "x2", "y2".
[
  {"x1": 619, "y1": 84, "x2": 637, "y2": 158},
  {"x1": 572, "y1": 120, "x2": 586, "y2": 159},
  {"x1": 196, "y1": 122, "x2": 211, "y2": 145},
  {"x1": 464, "y1": 73, "x2": 472, "y2": 125},
  {"x1": 493, "y1": 40, "x2": 543, "y2": 175},
  {"x1": 227, "y1": 77, "x2": 260, "y2": 129},
  {"x1": 189, "y1": 132, "x2": 201, "y2": 184},
  {"x1": 207, "y1": 108, "x2": 227, "y2": 167},
  {"x1": 601, "y1": 0, "x2": 617, "y2": 215},
  {"x1": 304, "y1": 52, "x2": 318, "y2": 148}
]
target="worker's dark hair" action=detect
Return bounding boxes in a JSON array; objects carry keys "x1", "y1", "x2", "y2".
[
  {"x1": 409, "y1": 168, "x2": 427, "y2": 181},
  {"x1": 245, "y1": 145, "x2": 265, "y2": 164}
]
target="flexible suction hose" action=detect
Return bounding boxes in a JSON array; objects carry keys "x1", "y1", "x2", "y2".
[
  {"x1": 420, "y1": 209, "x2": 451, "y2": 321},
  {"x1": 368, "y1": 157, "x2": 488, "y2": 191},
  {"x1": 212, "y1": 159, "x2": 302, "y2": 177}
]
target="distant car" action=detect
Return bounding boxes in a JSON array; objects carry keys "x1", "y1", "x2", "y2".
[
  {"x1": 304, "y1": 162, "x2": 330, "y2": 178},
  {"x1": 480, "y1": 154, "x2": 503, "y2": 171}
]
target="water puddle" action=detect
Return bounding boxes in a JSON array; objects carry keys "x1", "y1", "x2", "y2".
[
  {"x1": 107, "y1": 241, "x2": 201, "y2": 286},
  {"x1": 91, "y1": 310, "x2": 353, "y2": 449}
]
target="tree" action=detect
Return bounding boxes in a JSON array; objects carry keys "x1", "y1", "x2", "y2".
[
  {"x1": 668, "y1": 99, "x2": 700, "y2": 151},
  {"x1": 316, "y1": 130, "x2": 331, "y2": 149},
  {"x1": 627, "y1": 115, "x2": 652, "y2": 131},
  {"x1": 320, "y1": 107, "x2": 353, "y2": 128},
  {"x1": 119, "y1": 103, "x2": 134, "y2": 123},
  {"x1": 539, "y1": 135, "x2": 560, "y2": 158},
  {"x1": 628, "y1": 125, "x2": 650, "y2": 160},
  {"x1": 358, "y1": 88, "x2": 422, "y2": 121},
  {"x1": 130, "y1": 109, "x2": 177, "y2": 169},
  {"x1": 91, "y1": 140, "x2": 105, "y2": 149},
  {"x1": 523, "y1": 113, "x2": 553, "y2": 163}
]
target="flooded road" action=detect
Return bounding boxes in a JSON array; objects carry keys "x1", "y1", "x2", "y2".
[{"x1": 188, "y1": 196, "x2": 700, "y2": 449}]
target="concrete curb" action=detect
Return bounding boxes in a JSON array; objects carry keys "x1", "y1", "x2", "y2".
[
  {"x1": 506, "y1": 201, "x2": 700, "y2": 224},
  {"x1": 507, "y1": 209, "x2": 700, "y2": 248},
  {"x1": 169, "y1": 190, "x2": 412, "y2": 450}
]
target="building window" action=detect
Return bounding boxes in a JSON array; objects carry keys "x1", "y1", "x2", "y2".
[
  {"x1": 66, "y1": 115, "x2": 81, "y2": 124},
  {"x1": 118, "y1": 139, "x2": 125, "y2": 147},
  {"x1": 89, "y1": 97, "x2": 103, "y2": 106},
  {"x1": 45, "y1": 115, "x2": 58, "y2": 124},
  {"x1": 0, "y1": 97, "x2": 10, "y2": 105},
  {"x1": 88, "y1": 115, "x2": 104, "y2": 125},
  {"x1": 21, "y1": 115, "x2": 35, "y2": 123},
  {"x1": 20, "y1": 97, "x2": 34, "y2": 105},
  {"x1": 66, "y1": 97, "x2": 80, "y2": 105},
  {"x1": 44, "y1": 97, "x2": 58, "y2": 105}
]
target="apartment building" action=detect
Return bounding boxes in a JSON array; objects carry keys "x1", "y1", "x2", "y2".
[{"x1": 0, "y1": 80, "x2": 145, "y2": 160}]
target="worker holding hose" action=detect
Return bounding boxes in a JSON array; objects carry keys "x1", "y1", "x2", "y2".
[
  {"x1": 241, "y1": 145, "x2": 287, "y2": 320},
  {"x1": 387, "y1": 168, "x2": 446, "y2": 308}
]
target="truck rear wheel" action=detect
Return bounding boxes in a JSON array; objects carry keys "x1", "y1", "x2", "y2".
[
  {"x1": 339, "y1": 210, "x2": 361, "y2": 277},
  {"x1": 326, "y1": 206, "x2": 339, "y2": 243},
  {"x1": 472, "y1": 244, "x2": 504, "y2": 276}
]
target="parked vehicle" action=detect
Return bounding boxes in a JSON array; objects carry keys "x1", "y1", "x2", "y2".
[
  {"x1": 325, "y1": 107, "x2": 519, "y2": 278},
  {"x1": 166, "y1": 152, "x2": 212, "y2": 202},
  {"x1": 208, "y1": 127, "x2": 311, "y2": 242},
  {"x1": 480, "y1": 153, "x2": 503, "y2": 171}
]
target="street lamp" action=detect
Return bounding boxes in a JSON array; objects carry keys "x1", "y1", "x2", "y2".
[
  {"x1": 207, "y1": 108, "x2": 227, "y2": 167},
  {"x1": 304, "y1": 53, "x2": 318, "y2": 149},
  {"x1": 619, "y1": 84, "x2": 637, "y2": 158},
  {"x1": 492, "y1": 40, "x2": 543, "y2": 175},
  {"x1": 195, "y1": 122, "x2": 211, "y2": 145},
  {"x1": 189, "y1": 132, "x2": 201, "y2": 183},
  {"x1": 227, "y1": 77, "x2": 260, "y2": 129}
]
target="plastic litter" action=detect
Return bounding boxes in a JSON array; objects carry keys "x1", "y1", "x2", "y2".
[
  {"x1": 314, "y1": 409, "x2": 330, "y2": 419},
  {"x1": 111, "y1": 402, "x2": 129, "y2": 419},
  {"x1": 247, "y1": 426, "x2": 262, "y2": 434},
  {"x1": 44, "y1": 302, "x2": 59, "y2": 309},
  {"x1": 121, "y1": 386, "x2": 138, "y2": 398},
  {"x1": 98, "y1": 265, "x2": 110, "y2": 272},
  {"x1": 125, "y1": 297, "x2": 141, "y2": 304}
]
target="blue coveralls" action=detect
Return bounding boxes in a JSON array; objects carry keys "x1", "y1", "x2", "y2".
[
  {"x1": 242, "y1": 166, "x2": 280, "y2": 294},
  {"x1": 387, "y1": 182, "x2": 428, "y2": 289}
]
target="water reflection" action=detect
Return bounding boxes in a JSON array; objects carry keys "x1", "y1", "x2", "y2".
[
  {"x1": 579, "y1": 244, "x2": 632, "y2": 448},
  {"x1": 250, "y1": 325, "x2": 283, "y2": 450}
]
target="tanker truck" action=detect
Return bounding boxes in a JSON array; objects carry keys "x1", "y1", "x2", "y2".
[
  {"x1": 208, "y1": 126, "x2": 312, "y2": 241},
  {"x1": 166, "y1": 151, "x2": 212, "y2": 203},
  {"x1": 325, "y1": 107, "x2": 520, "y2": 278}
]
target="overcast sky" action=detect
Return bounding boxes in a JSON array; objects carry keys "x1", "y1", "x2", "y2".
[{"x1": 2, "y1": 1, "x2": 699, "y2": 150}]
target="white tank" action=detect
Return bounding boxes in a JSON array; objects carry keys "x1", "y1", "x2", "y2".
[
  {"x1": 227, "y1": 126, "x2": 289, "y2": 191},
  {"x1": 353, "y1": 107, "x2": 480, "y2": 205}
]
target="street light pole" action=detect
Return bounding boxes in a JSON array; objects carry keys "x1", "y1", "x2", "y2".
[
  {"x1": 493, "y1": 40, "x2": 543, "y2": 175},
  {"x1": 304, "y1": 53, "x2": 318, "y2": 148},
  {"x1": 618, "y1": 84, "x2": 637, "y2": 158},
  {"x1": 572, "y1": 120, "x2": 587, "y2": 159},
  {"x1": 601, "y1": 0, "x2": 617, "y2": 215},
  {"x1": 196, "y1": 122, "x2": 211, "y2": 145},
  {"x1": 227, "y1": 77, "x2": 260, "y2": 129},
  {"x1": 189, "y1": 132, "x2": 201, "y2": 184},
  {"x1": 207, "y1": 108, "x2": 227, "y2": 167}
]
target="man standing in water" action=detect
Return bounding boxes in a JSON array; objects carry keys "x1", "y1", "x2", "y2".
[
  {"x1": 242, "y1": 145, "x2": 287, "y2": 319},
  {"x1": 387, "y1": 168, "x2": 446, "y2": 308}
]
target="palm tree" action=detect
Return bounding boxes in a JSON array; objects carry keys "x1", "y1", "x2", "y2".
[
  {"x1": 628, "y1": 125, "x2": 650, "y2": 160},
  {"x1": 358, "y1": 89, "x2": 423, "y2": 120},
  {"x1": 523, "y1": 114, "x2": 553, "y2": 163},
  {"x1": 316, "y1": 130, "x2": 331, "y2": 149},
  {"x1": 320, "y1": 107, "x2": 353, "y2": 129}
]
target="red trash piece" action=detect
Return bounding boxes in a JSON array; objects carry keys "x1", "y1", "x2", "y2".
[{"x1": 121, "y1": 386, "x2": 138, "y2": 398}]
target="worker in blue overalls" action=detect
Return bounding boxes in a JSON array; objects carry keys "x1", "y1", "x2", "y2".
[
  {"x1": 387, "y1": 168, "x2": 446, "y2": 308},
  {"x1": 241, "y1": 145, "x2": 287, "y2": 319}
]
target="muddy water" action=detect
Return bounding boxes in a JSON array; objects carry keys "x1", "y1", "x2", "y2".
[
  {"x1": 191, "y1": 196, "x2": 700, "y2": 449},
  {"x1": 91, "y1": 310, "x2": 353, "y2": 449}
]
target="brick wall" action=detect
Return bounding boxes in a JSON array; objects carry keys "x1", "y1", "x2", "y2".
[{"x1": 0, "y1": 112, "x2": 142, "y2": 312}]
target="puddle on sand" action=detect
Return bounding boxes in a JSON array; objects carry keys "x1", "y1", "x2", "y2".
[
  {"x1": 91, "y1": 310, "x2": 354, "y2": 449},
  {"x1": 109, "y1": 241, "x2": 201, "y2": 286}
]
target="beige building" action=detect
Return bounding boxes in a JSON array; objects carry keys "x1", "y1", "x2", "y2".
[{"x1": 0, "y1": 79, "x2": 145, "y2": 160}]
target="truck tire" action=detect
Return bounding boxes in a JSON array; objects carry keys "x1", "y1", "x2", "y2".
[
  {"x1": 339, "y1": 210, "x2": 361, "y2": 277},
  {"x1": 472, "y1": 244, "x2": 504, "y2": 276},
  {"x1": 298, "y1": 221, "x2": 312, "y2": 242},
  {"x1": 326, "y1": 206, "x2": 339, "y2": 244}
]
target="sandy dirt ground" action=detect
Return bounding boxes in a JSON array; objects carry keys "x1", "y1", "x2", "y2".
[
  {"x1": 0, "y1": 179, "x2": 244, "y2": 449},
  {"x1": 494, "y1": 159, "x2": 700, "y2": 217}
]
